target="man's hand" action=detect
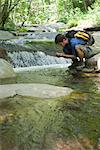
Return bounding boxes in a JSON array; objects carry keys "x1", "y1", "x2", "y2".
[
  {"x1": 56, "y1": 52, "x2": 64, "y2": 57},
  {"x1": 56, "y1": 52, "x2": 77, "y2": 60}
]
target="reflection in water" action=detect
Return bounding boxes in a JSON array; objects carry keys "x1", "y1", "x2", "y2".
[{"x1": 0, "y1": 69, "x2": 100, "y2": 150}]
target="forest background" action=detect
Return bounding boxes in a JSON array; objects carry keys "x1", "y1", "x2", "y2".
[{"x1": 0, "y1": 0, "x2": 100, "y2": 31}]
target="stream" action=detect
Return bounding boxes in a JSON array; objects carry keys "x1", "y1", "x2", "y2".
[{"x1": 0, "y1": 32, "x2": 100, "y2": 150}]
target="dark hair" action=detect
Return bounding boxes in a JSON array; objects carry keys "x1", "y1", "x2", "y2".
[{"x1": 55, "y1": 34, "x2": 66, "y2": 44}]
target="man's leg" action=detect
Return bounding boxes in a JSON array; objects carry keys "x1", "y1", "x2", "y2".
[
  {"x1": 75, "y1": 45, "x2": 85, "y2": 62},
  {"x1": 75, "y1": 45, "x2": 86, "y2": 70}
]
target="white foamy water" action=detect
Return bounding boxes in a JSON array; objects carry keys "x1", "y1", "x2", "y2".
[{"x1": 8, "y1": 51, "x2": 72, "y2": 68}]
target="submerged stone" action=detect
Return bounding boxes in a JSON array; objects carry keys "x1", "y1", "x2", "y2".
[{"x1": 0, "y1": 83, "x2": 73, "y2": 99}]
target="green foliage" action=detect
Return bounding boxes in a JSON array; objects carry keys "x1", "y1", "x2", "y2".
[
  {"x1": 0, "y1": 0, "x2": 20, "y2": 29},
  {"x1": 1, "y1": 0, "x2": 99, "y2": 30},
  {"x1": 96, "y1": 15, "x2": 100, "y2": 25},
  {"x1": 4, "y1": 19, "x2": 16, "y2": 31},
  {"x1": 59, "y1": 7, "x2": 84, "y2": 28},
  {"x1": 79, "y1": 1, "x2": 100, "y2": 26},
  {"x1": 18, "y1": 27, "x2": 28, "y2": 32},
  {"x1": 67, "y1": 20, "x2": 78, "y2": 28}
]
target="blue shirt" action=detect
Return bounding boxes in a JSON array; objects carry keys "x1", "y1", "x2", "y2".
[{"x1": 63, "y1": 38, "x2": 86, "y2": 56}]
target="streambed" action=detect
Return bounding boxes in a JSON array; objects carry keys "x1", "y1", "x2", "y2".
[
  {"x1": 0, "y1": 32, "x2": 100, "y2": 150},
  {"x1": 0, "y1": 67, "x2": 100, "y2": 150}
]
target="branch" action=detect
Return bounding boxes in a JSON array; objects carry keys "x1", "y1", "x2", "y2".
[
  {"x1": 9, "y1": 0, "x2": 12, "y2": 9},
  {"x1": 9, "y1": 0, "x2": 20, "y2": 13}
]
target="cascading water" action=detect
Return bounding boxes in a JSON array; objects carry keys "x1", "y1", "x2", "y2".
[
  {"x1": 8, "y1": 51, "x2": 71, "y2": 68},
  {"x1": 0, "y1": 40, "x2": 72, "y2": 70}
]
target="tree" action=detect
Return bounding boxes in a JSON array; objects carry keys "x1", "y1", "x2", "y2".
[{"x1": 0, "y1": 0, "x2": 20, "y2": 29}]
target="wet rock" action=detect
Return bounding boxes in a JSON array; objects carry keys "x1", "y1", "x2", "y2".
[
  {"x1": 23, "y1": 23, "x2": 66, "y2": 32},
  {"x1": 0, "y1": 83, "x2": 73, "y2": 99},
  {"x1": 84, "y1": 25, "x2": 100, "y2": 31},
  {"x1": 0, "y1": 59, "x2": 16, "y2": 80},
  {"x1": 11, "y1": 31, "x2": 28, "y2": 36},
  {"x1": 86, "y1": 53, "x2": 100, "y2": 71},
  {"x1": 47, "y1": 22, "x2": 66, "y2": 30},
  {"x1": 0, "y1": 48, "x2": 8, "y2": 61},
  {"x1": 0, "y1": 30, "x2": 14, "y2": 40},
  {"x1": 26, "y1": 32, "x2": 58, "y2": 40}
]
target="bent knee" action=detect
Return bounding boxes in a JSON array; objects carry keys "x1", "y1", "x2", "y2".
[{"x1": 75, "y1": 45, "x2": 84, "y2": 51}]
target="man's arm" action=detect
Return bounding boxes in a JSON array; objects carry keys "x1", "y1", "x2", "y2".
[{"x1": 56, "y1": 52, "x2": 77, "y2": 60}]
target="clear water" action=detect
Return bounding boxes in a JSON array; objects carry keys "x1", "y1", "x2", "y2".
[{"x1": 0, "y1": 68, "x2": 100, "y2": 150}]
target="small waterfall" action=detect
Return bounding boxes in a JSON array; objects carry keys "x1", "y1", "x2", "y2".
[{"x1": 8, "y1": 51, "x2": 71, "y2": 68}]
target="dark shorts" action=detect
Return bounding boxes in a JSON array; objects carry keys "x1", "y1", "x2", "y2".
[{"x1": 75, "y1": 44, "x2": 93, "y2": 59}]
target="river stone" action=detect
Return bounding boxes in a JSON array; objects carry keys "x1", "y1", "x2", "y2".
[
  {"x1": 0, "y1": 84, "x2": 73, "y2": 99},
  {"x1": 86, "y1": 53, "x2": 100, "y2": 70},
  {"x1": 0, "y1": 48, "x2": 8, "y2": 60},
  {"x1": 0, "y1": 59, "x2": 16, "y2": 79},
  {"x1": 0, "y1": 30, "x2": 14, "y2": 40}
]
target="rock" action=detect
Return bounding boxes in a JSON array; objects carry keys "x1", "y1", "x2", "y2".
[
  {"x1": 11, "y1": 31, "x2": 28, "y2": 36},
  {"x1": 24, "y1": 23, "x2": 66, "y2": 32},
  {"x1": 47, "y1": 22, "x2": 66, "y2": 30},
  {"x1": 26, "y1": 32, "x2": 58, "y2": 40},
  {"x1": 84, "y1": 26, "x2": 100, "y2": 31},
  {"x1": 0, "y1": 30, "x2": 14, "y2": 40},
  {"x1": 0, "y1": 59, "x2": 16, "y2": 79},
  {"x1": 0, "y1": 48, "x2": 8, "y2": 61},
  {"x1": 0, "y1": 83, "x2": 73, "y2": 99},
  {"x1": 86, "y1": 53, "x2": 100, "y2": 71}
]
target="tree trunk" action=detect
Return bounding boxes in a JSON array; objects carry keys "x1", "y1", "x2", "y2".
[
  {"x1": 83, "y1": 0, "x2": 88, "y2": 11},
  {"x1": 0, "y1": 0, "x2": 20, "y2": 30}
]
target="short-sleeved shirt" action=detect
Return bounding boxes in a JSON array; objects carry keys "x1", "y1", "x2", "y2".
[{"x1": 63, "y1": 38, "x2": 87, "y2": 56}]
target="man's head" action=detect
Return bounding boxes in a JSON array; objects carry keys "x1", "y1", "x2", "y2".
[{"x1": 55, "y1": 34, "x2": 68, "y2": 47}]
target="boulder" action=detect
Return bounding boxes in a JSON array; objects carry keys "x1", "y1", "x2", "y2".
[
  {"x1": 0, "y1": 83, "x2": 73, "y2": 99},
  {"x1": 0, "y1": 30, "x2": 14, "y2": 40},
  {"x1": 86, "y1": 53, "x2": 100, "y2": 71},
  {"x1": 0, "y1": 48, "x2": 9, "y2": 61},
  {"x1": 0, "y1": 59, "x2": 16, "y2": 80}
]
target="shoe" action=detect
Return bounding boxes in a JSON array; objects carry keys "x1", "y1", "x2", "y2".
[
  {"x1": 68, "y1": 61, "x2": 80, "y2": 69},
  {"x1": 76, "y1": 62, "x2": 85, "y2": 70},
  {"x1": 68, "y1": 63, "x2": 77, "y2": 69}
]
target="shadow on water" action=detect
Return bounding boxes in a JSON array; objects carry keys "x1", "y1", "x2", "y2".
[{"x1": 0, "y1": 68, "x2": 100, "y2": 150}]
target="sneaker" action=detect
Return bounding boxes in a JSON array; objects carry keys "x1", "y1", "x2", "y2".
[
  {"x1": 68, "y1": 61, "x2": 80, "y2": 69},
  {"x1": 76, "y1": 62, "x2": 85, "y2": 70},
  {"x1": 68, "y1": 63, "x2": 77, "y2": 69}
]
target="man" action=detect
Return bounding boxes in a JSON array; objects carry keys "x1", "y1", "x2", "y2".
[{"x1": 55, "y1": 33, "x2": 93, "y2": 69}]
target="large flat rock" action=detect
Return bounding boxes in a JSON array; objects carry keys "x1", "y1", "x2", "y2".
[{"x1": 0, "y1": 84, "x2": 73, "y2": 99}]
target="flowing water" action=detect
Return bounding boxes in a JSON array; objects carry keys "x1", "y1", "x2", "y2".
[
  {"x1": 0, "y1": 68, "x2": 100, "y2": 150},
  {"x1": 0, "y1": 33, "x2": 100, "y2": 150},
  {"x1": 8, "y1": 51, "x2": 71, "y2": 68}
]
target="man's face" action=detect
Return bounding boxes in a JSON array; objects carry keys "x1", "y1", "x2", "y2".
[{"x1": 59, "y1": 38, "x2": 68, "y2": 47}]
